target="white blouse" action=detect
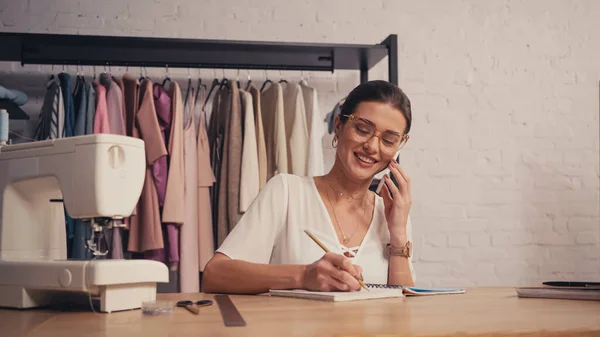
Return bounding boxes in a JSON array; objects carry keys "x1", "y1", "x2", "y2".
[{"x1": 216, "y1": 174, "x2": 416, "y2": 285}]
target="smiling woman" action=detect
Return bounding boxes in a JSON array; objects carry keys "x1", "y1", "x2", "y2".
[{"x1": 201, "y1": 80, "x2": 415, "y2": 295}]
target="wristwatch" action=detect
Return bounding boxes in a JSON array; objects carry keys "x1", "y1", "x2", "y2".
[{"x1": 387, "y1": 241, "x2": 411, "y2": 258}]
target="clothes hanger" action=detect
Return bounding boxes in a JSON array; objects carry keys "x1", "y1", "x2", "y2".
[
  {"x1": 260, "y1": 69, "x2": 272, "y2": 92},
  {"x1": 162, "y1": 64, "x2": 172, "y2": 87},
  {"x1": 194, "y1": 76, "x2": 207, "y2": 107},
  {"x1": 79, "y1": 63, "x2": 86, "y2": 83},
  {"x1": 278, "y1": 69, "x2": 287, "y2": 83},
  {"x1": 300, "y1": 70, "x2": 308, "y2": 85},
  {"x1": 73, "y1": 64, "x2": 81, "y2": 93},
  {"x1": 194, "y1": 77, "x2": 201, "y2": 106},
  {"x1": 203, "y1": 78, "x2": 220, "y2": 112},
  {"x1": 184, "y1": 68, "x2": 193, "y2": 107},
  {"x1": 79, "y1": 64, "x2": 85, "y2": 82},
  {"x1": 217, "y1": 69, "x2": 229, "y2": 90},
  {"x1": 245, "y1": 69, "x2": 252, "y2": 91},
  {"x1": 195, "y1": 70, "x2": 210, "y2": 131}
]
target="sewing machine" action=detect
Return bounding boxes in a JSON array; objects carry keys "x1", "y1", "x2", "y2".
[{"x1": 0, "y1": 134, "x2": 169, "y2": 313}]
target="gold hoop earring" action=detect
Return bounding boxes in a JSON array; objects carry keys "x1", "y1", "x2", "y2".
[{"x1": 332, "y1": 136, "x2": 338, "y2": 148}]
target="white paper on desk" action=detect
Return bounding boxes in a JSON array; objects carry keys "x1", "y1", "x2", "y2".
[{"x1": 268, "y1": 288, "x2": 405, "y2": 302}]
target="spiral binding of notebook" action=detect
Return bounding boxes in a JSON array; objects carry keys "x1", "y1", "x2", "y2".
[
  {"x1": 367, "y1": 283, "x2": 466, "y2": 296},
  {"x1": 366, "y1": 283, "x2": 403, "y2": 289}
]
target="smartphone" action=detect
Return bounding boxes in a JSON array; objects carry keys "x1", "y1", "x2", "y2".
[{"x1": 375, "y1": 155, "x2": 400, "y2": 195}]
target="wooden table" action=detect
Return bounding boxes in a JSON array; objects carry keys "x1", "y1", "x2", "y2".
[{"x1": 1, "y1": 287, "x2": 599, "y2": 337}]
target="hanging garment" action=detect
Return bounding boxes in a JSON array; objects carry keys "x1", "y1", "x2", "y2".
[
  {"x1": 122, "y1": 74, "x2": 140, "y2": 138},
  {"x1": 127, "y1": 79, "x2": 168, "y2": 253},
  {"x1": 114, "y1": 77, "x2": 130, "y2": 245},
  {"x1": 161, "y1": 80, "x2": 185, "y2": 260},
  {"x1": 239, "y1": 89, "x2": 259, "y2": 212},
  {"x1": 93, "y1": 80, "x2": 111, "y2": 134},
  {"x1": 72, "y1": 76, "x2": 87, "y2": 136},
  {"x1": 99, "y1": 73, "x2": 126, "y2": 136},
  {"x1": 85, "y1": 81, "x2": 96, "y2": 135},
  {"x1": 71, "y1": 76, "x2": 93, "y2": 261},
  {"x1": 217, "y1": 80, "x2": 242, "y2": 247},
  {"x1": 113, "y1": 76, "x2": 127, "y2": 124},
  {"x1": 151, "y1": 84, "x2": 171, "y2": 208},
  {"x1": 34, "y1": 75, "x2": 64, "y2": 140},
  {"x1": 58, "y1": 72, "x2": 75, "y2": 137},
  {"x1": 196, "y1": 99, "x2": 216, "y2": 272},
  {"x1": 280, "y1": 82, "x2": 309, "y2": 176},
  {"x1": 260, "y1": 82, "x2": 288, "y2": 181},
  {"x1": 247, "y1": 83, "x2": 267, "y2": 189},
  {"x1": 300, "y1": 80, "x2": 325, "y2": 176},
  {"x1": 57, "y1": 72, "x2": 77, "y2": 257},
  {"x1": 120, "y1": 73, "x2": 140, "y2": 240},
  {"x1": 193, "y1": 82, "x2": 208, "y2": 138},
  {"x1": 100, "y1": 74, "x2": 127, "y2": 259},
  {"x1": 144, "y1": 82, "x2": 180, "y2": 266},
  {"x1": 208, "y1": 84, "x2": 231, "y2": 249},
  {"x1": 180, "y1": 90, "x2": 200, "y2": 293},
  {"x1": 70, "y1": 76, "x2": 90, "y2": 261}
]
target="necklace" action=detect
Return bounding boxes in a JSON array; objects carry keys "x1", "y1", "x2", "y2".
[
  {"x1": 324, "y1": 187, "x2": 367, "y2": 245},
  {"x1": 325, "y1": 178, "x2": 360, "y2": 202}
]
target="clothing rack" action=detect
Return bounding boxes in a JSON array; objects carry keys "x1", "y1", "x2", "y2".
[{"x1": 0, "y1": 32, "x2": 398, "y2": 83}]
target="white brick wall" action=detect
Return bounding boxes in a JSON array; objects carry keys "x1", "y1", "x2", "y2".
[{"x1": 0, "y1": 0, "x2": 598, "y2": 288}]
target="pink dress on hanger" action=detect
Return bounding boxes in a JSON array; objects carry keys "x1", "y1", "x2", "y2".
[{"x1": 93, "y1": 80, "x2": 110, "y2": 134}]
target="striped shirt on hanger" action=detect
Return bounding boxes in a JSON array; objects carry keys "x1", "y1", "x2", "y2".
[{"x1": 34, "y1": 75, "x2": 64, "y2": 140}]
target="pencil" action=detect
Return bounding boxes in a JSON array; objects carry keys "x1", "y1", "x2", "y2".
[{"x1": 303, "y1": 229, "x2": 369, "y2": 292}]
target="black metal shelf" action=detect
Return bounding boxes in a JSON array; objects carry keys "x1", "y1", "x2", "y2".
[
  {"x1": 0, "y1": 32, "x2": 398, "y2": 120},
  {"x1": 0, "y1": 32, "x2": 397, "y2": 83}
]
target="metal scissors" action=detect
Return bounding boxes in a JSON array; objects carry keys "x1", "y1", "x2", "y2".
[{"x1": 176, "y1": 299, "x2": 213, "y2": 315}]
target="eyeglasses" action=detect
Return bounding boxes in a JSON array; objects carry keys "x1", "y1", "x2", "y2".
[{"x1": 341, "y1": 114, "x2": 409, "y2": 154}]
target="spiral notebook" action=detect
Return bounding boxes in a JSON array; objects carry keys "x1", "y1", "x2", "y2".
[{"x1": 268, "y1": 284, "x2": 465, "y2": 302}]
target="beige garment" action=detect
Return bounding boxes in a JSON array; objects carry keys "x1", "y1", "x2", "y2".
[
  {"x1": 180, "y1": 90, "x2": 200, "y2": 293},
  {"x1": 127, "y1": 79, "x2": 167, "y2": 252},
  {"x1": 162, "y1": 81, "x2": 185, "y2": 226},
  {"x1": 300, "y1": 81, "x2": 325, "y2": 176},
  {"x1": 248, "y1": 84, "x2": 267, "y2": 189},
  {"x1": 281, "y1": 82, "x2": 309, "y2": 176},
  {"x1": 217, "y1": 80, "x2": 243, "y2": 247},
  {"x1": 239, "y1": 89, "x2": 260, "y2": 212},
  {"x1": 193, "y1": 85, "x2": 205, "y2": 138},
  {"x1": 196, "y1": 99, "x2": 216, "y2": 271},
  {"x1": 260, "y1": 82, "x2": 288, "y2": 181}
]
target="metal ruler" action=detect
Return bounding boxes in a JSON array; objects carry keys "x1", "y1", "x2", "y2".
[{"x1": 214, "y1": 294, "x2": 246, "y2": 327}]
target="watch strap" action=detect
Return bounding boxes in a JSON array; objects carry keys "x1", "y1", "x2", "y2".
[{"x1": 387, "y1": 241, "x2": 411, "y2": 258}]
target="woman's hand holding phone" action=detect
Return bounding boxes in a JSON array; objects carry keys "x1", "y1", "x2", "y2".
[{"x1": 379, "y1": 160, "x2": 412, "y2": 245}]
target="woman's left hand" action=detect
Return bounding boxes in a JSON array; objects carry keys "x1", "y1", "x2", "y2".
[{"x1": 381, "y1": 160, "x2": 412, "y2": 246}]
